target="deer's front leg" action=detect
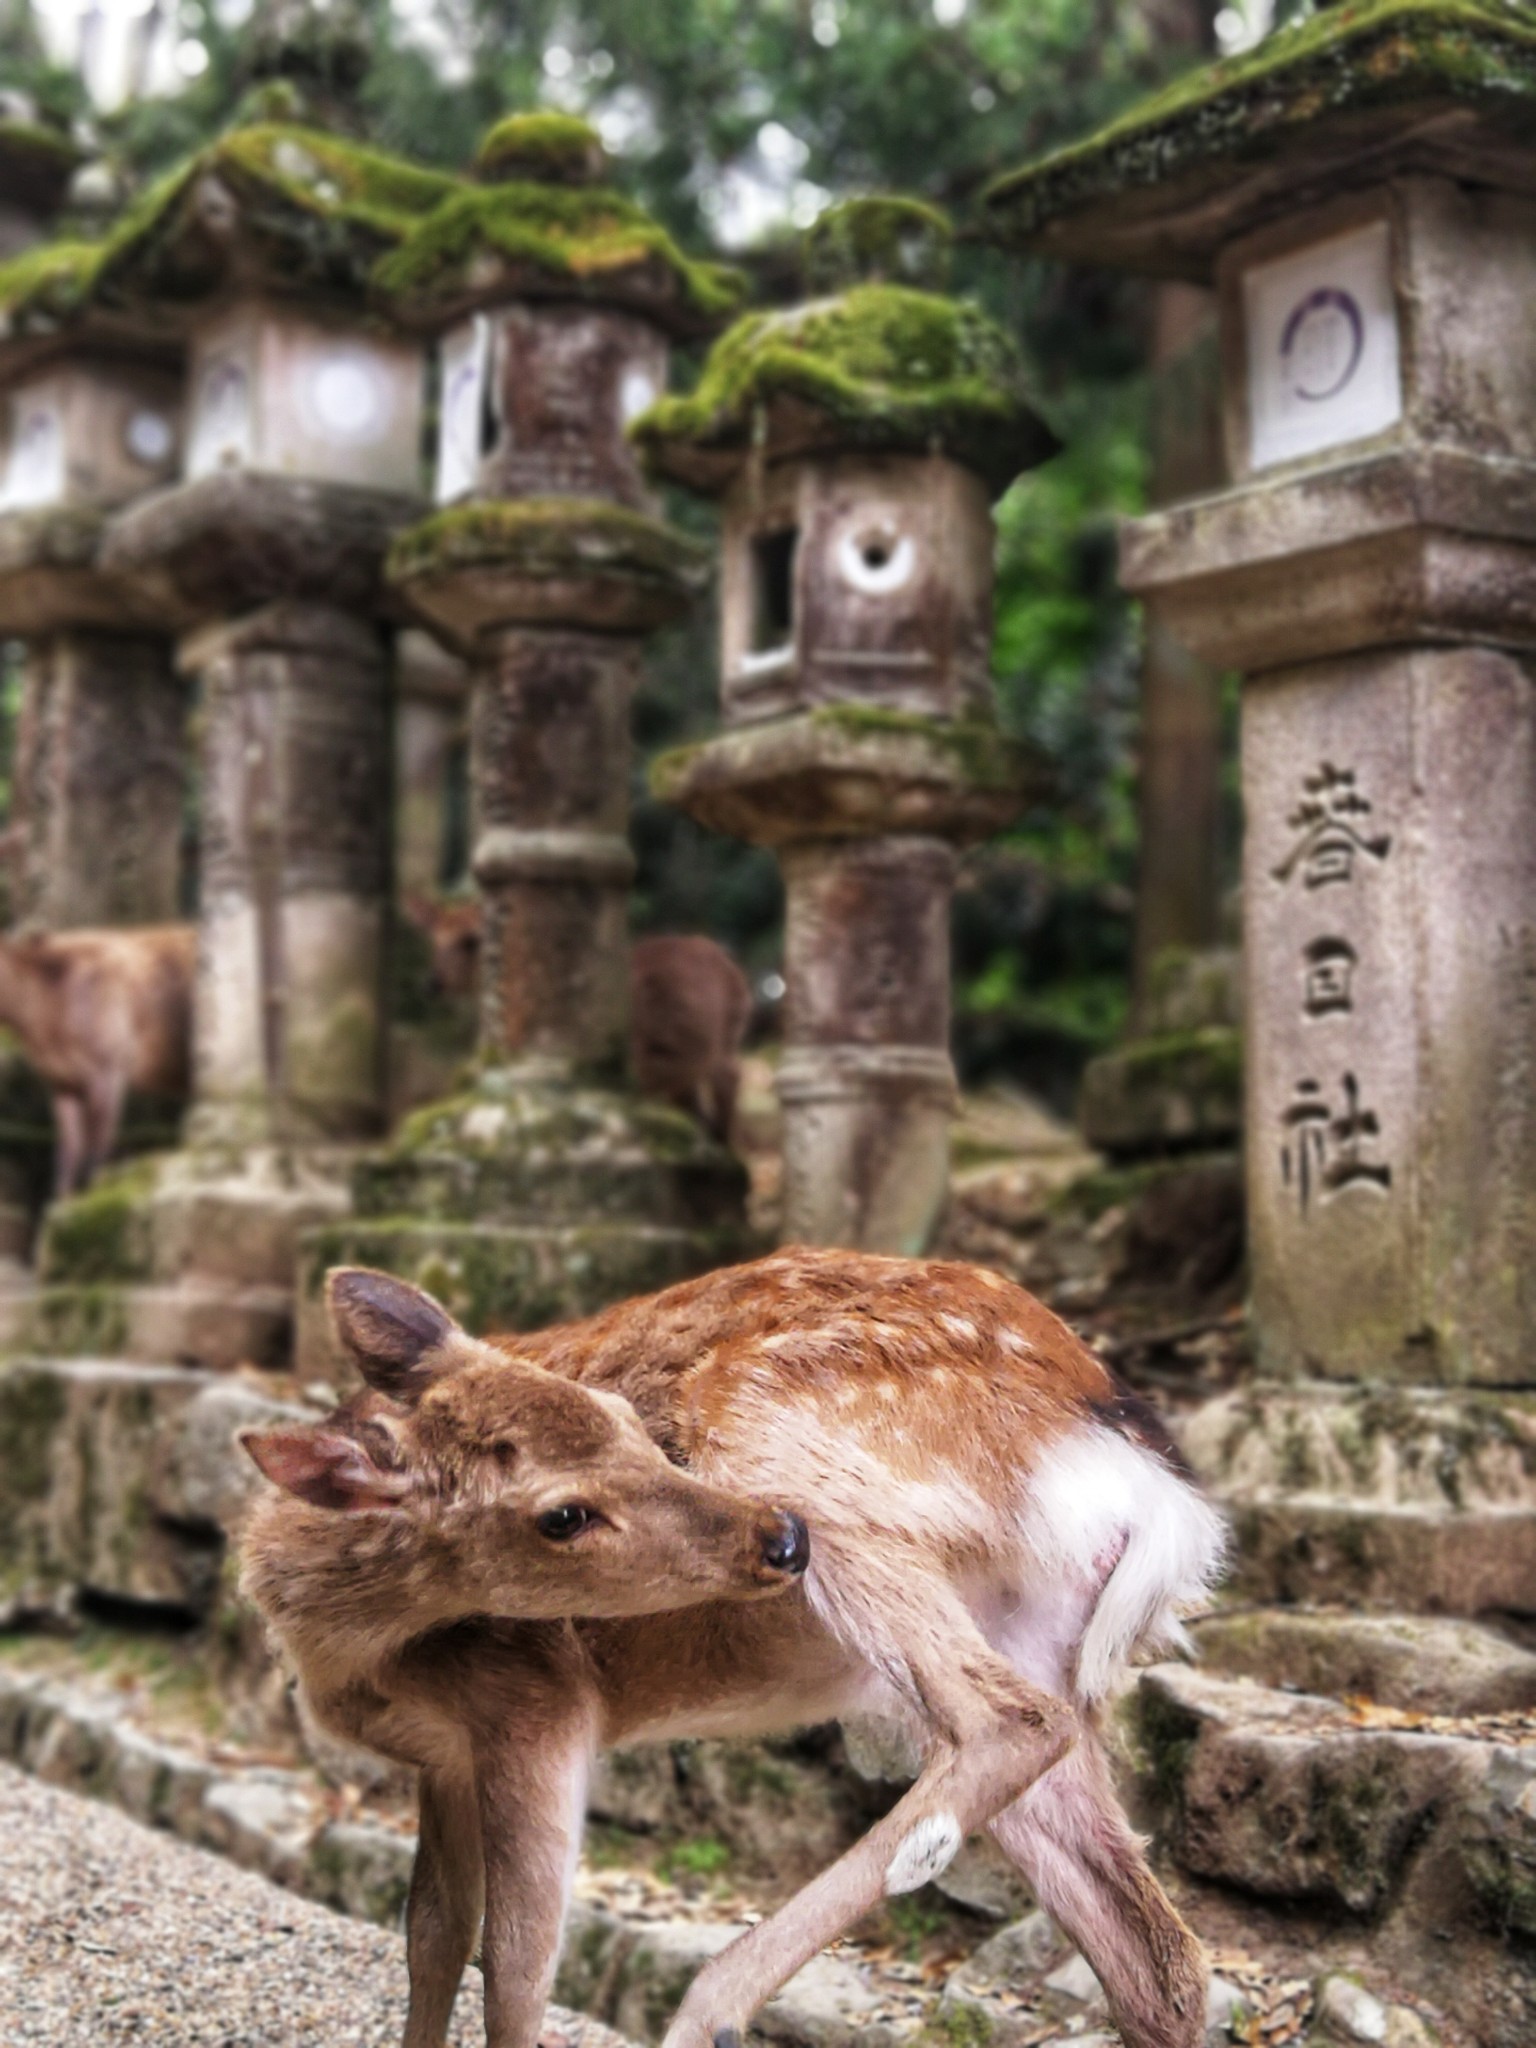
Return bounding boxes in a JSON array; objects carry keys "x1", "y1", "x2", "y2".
[
  {"x1": 475, "y1": 1714, "x2": 594, "y2": 2048},
  {"x1": 661, "y1": 1579, "x2": 1075, "y2": 2048},
  {"x1": 404, "y1": 1766, "x2": 484, "y2": 2048}
]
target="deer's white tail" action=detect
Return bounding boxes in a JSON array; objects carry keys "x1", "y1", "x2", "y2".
[{"x1": 1019, "y1": 1423, "x2": 1228, "y2": 1706}]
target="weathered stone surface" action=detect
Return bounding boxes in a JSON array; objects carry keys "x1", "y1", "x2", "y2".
[
  {"x1": 10, "y1": 631, "x2": 187, "y2": 927},
  {"x1": 1180, "y1": 1381, "x2": 1536, "y2": 1612},
  {"x1": 1193, "y1": 1610, "x2": 1536, "y2": 1717},
  {"x1": 0, "y1": 1357, "x2": 304, "y2": 1615},
  {"x1": 0, "y1": 503, "x2": 163, "y2": 635},
  {"x1": 1078, "y1": 1025, "x2": 1241, "y2": 1157}
]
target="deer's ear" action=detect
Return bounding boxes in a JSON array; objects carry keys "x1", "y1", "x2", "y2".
[
  {"x1": 326, "y1": 1267, "x2": 459, "y2": 1402},
  {"x1": 239, "y1": 1426, "x2": 412, "y2": 1512}
]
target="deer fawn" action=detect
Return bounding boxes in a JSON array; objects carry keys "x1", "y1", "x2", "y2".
[{"x1": 240, "y1": 1251, "x2": 1225, "y2": 2048}]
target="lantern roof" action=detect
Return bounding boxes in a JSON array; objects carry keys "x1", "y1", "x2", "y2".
[
  {"x1": 632, "y1": 260, "x2": 1057, "y2": 498},
  {"x1": 984, "y1": 0, "x2": 1536, "y2": 281},
  {"x1": 373, "y1": 113, "x2": 745, "y2": 337},
  {"x1": 0, "y1": 115, "x2": 81, "y2": 217}
]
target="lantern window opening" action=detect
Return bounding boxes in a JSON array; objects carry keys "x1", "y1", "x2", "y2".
[{"x1": 748, "y1": 523, "x2": 798, "y2": 665}]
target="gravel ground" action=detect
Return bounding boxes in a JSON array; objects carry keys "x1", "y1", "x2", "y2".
[{"x1": 0, "y1": 1762, "x2": 625, "y2": 2048}]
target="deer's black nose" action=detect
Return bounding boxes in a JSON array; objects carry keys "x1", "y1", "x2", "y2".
[{"x1": 760, "y1": 1509, "x2": 810, "y2": 1576}]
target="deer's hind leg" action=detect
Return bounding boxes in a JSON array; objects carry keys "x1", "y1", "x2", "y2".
[
  {"x1": 989, "y1": 1730, "x2": 1207, "y2": 2048},
  {"x1": 404, "y1": 1767, "x2": 483, "y2": 2048},
  {"x1": 659, "y1": 1560, "x2": 1077, "y2": 2048}
]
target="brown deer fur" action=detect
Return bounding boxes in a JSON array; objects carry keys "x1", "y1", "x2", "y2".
[
  {"x1": 403, "y1": 896, "x2": 750, "y2": 1141},
  {"x1": 240, "y1": 1252, "x2": 1225, "y2": 2048},
  {"x1": 0, "y1": 924, "x2": 194, "y2": 1196}
]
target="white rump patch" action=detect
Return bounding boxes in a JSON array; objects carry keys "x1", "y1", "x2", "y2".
[{"x1": 884, "y1": 1811, "x2": 963, "y2": 1895}]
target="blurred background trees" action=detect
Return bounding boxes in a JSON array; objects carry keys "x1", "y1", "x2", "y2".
[{"x1": 5, "y1": 0, "x2": 1260, "y2": 1097}]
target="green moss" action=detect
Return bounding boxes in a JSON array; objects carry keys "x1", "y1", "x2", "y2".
[
  {"x1": 803, "y1": 196, "x2": 954, "y2": 292},
  {"x1": 635, "y1": 282, "x2": 1054, "y2": 498},
  {"x1": 0, "y1": 118, "x2": 79, "y2": 174},
  {"x1": 0, "y1": 240, "x2": 104, "y2": 329},
  {"x1": 923, "y1": 2002, "x2": 997, "y2": 2048},
  {"x1": 475, "y1": 112, "x2": 608, "y2": 186},
  {"x1": 95, "y1": 123, "x2": 456, "y2": 307},
  {"x1": 387, "y1": 497, "x2": 708, "y2": 596},
  {"x1": 0, "y1": 1366, "x2": 66, "y2": 1514},
  {"x1": 986, "y1": 0, "x2": 1536, "y2": 244},
  {"x1": 39, "y1": 1158, "x2": 157, "y2": 1286},
  {"x1": 373, "y1": 175, "x2": 745, "y2": 331}
]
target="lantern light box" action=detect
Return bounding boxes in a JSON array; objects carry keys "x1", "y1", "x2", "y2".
[
  {"x1": 185, "y1": 300, "x2": 424, "y2": 495},
  {"x1": 0, "y1": 357, "x2": 181, "y2": 513}
]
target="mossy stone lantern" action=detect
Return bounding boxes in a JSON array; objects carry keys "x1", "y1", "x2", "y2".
[
  {"x1": 0, "y1": 239, "x2": 188, "y2": 929},
  {"x1": 988, "y1": 0, "x2": 1536, "y2": 1389},
  {"x1": 639, "y1": 199, "x2": 1053, "y2": 1253},
  {"x1": 291, "y1": 116, "x2": 752, "y2": 1362},
  {"x1": 14, "y1": 120, "x2": 452, "y2": 1374}
]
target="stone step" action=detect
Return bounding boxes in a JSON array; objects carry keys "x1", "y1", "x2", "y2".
[
  {"x1": 1192, "y1": 1609, "x2": 1536, "y2": 1717},
  {"x1": 0, "y1": 1354, "x2": 303, "y2": 1619},
  {"x1": 1176, "y1": 1382, "x2": 1536, "y2": 1612},
  {"x1": 1131, "y1": 1661, "x2": 1536, "y2": 2040},
  {"x1": 17, "y1": 1279, "x2": 296, "y2": 1371}
]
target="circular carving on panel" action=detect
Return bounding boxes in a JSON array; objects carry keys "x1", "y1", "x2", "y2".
[
  {"x1": 124, "y1": 409, "x2": 175, "y2": 466},
  {"x1": 1280, "y1": 287, "x2": 1364, "y2": 404},
  {"x1": 307, "y1": 348, "x2": 392, "y2": 442},
  {"x1": 837, "y1": 520, "x2": 915, "y2": 595}
]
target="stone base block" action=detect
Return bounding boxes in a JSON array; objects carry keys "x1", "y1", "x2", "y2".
[
  {"x1": 1192, "y1": 1609, "x2": 1536, "y2": 1717},
  {"x1": 1132, "y1": 1662, "x2": 1536, "y2": 2041},
  {"x1": 359, "y1": 1070, "x2": 748, "y2": 1230},
  {"x1": 0, "y1": 1357, "x2": 304, "y2": 1618},
  {"x1": 295, "y1": 1217, "x2": 758, "y2": 1379},
  {"x1": 1178, "y1": 1381, "x2": 1536, "y2": 1615},
  {"x1": 1078, "y1": 1025, "x2": 1241, "y2": 1157},
  {"x1": 28, "y1": 1145, "x2": 356, "y2": 1371}
]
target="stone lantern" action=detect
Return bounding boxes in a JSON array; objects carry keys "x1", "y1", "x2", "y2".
[
  {"x1": 0, "y1": 106, "x2": 79, "y2": 258},
  {"x1": 16, "y1": 118, "x2": 451, "y2": 1370},
  {"x1": 988, "y1": 0, "x2": 1536, "y2": 1391},
  {"x1": 0, "y1": 238, "x2": 188, "y2": 931},
  {"x1": 984, "y1": 13, "x2": 1536, "y2": 1978},
  {"x1": 636, "y1": 198, "x2": 1054, "y2": 1252},
  {"x1": 293, "y1": 114, "x2": 752, "y2": 1362}
]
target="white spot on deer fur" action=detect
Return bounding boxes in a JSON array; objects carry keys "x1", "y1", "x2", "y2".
[
  {"x1": 885, "y1": 1812, "x2": 962, "y2": 1894},
  {"x1": 876, "y1": 1382, "x2": 899, "y2": 1403},
  {"x1": 939, "y1": 1314, "x2": 977, "y2": 1342}
]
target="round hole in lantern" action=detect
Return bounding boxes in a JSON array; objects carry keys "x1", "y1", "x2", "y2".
[
  {"x1": 620, "y1": 366, "x2": 659, "y2": 426},
  {"x1": 125, "y1": 409, "x2": 174, "y2": 466},
  {"x1": 838, "y1": 521, "x2": 914, "y2": 594},
  {"x1": 307, "y1": 349, "x2": 390, "y2": 443}
]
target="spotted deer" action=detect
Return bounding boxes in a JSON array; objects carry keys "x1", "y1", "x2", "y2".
[
  {"x1": 239, "y1": 1251, "x2": 1225, "y2": 2048},
  {"x1": 0, "y1": 923, "x2": 195, "y2": 1195}
]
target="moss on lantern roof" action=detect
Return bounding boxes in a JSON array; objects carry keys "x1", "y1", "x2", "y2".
[
  {"x1": 0, "y1": 117, "x2": 80, "y2": 177},
  {"x1": 372, "y1": 173, "x2": 746, "y2": 334},
  {"x1": 803, "y1": 196, "x2": 954, "y2": 292},
  {"x1": 0, "y1": 240, "x2": 103, "y2": 333},
  {"x1": 985, "y1": 0, "x2": 1536, "y2": 268},
  {"x1": 632, "y1": 282, "x2": 1056, "y2": 498},
  {"x1": 387, "y1": 496, "x2": 708, "y2": 593},
  {"x1": 475, "y1": 112, "x2": 609, "y2": 185},
  {"x1": 93, "y1": 122, "x2": 457, "y2": 305}
]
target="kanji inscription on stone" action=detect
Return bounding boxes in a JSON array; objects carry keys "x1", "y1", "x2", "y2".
[
  {"x1": 1271, "y1": 761, "x2": 1391, "y2": 890},
  {"x1": 1280, "y1": 1070, "x2": 1391, "y2": 1218}
]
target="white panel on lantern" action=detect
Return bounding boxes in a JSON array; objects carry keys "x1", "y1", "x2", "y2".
[
  {"x1": 1244, "y1": 221, "x2": 1402, "y2": 471},
  {"x1": 186, "y1": 305, "x2": 258, "y2": 480},
  {"x1": 435, "y1": 315, "x2": 489, "y2": 504},
  {"x1": 0, "y1": 382, "x2": 65, "y2": 509}
]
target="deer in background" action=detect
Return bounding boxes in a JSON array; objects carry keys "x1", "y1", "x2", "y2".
[
  {"x1": 240, "y1": 1250, "x2": 1226, "y2": 2048},
  {"x1": 404, "y1": 896, "x2": 751, "y2": 1142},
  {"x1": 0, "y1": 924, "x2": 195, "y2": 1195}
]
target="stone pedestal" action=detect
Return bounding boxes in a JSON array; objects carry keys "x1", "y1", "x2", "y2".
[
  {"x1": 394, "y1": 628, "x2": 468, "y2": 898},
  {"x1": 658, "y1": 709, "x2": 1043, "y2": 1252}
]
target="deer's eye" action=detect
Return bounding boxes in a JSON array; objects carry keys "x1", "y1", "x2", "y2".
[{"x1": 536, "y1": 1504, "x2": 594, "y2": 1542}]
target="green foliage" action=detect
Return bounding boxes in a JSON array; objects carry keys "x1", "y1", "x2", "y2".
[{"x1": 656, "y1": 1834, "x2": 733, "y2": 1882}]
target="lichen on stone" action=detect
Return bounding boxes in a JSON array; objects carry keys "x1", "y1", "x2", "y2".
[
  {"x1": 985, "y1": 0, "x2": 1536, "y2": 246},
  {"x1": 372, "y1": 173, "x2": 745, "y2": 333},
  {"x1": 633, "y1": 283, "x2": 1056, "y2": 498},
  {"x1": 474, "y1": 112, "x2": 609, "y2": 187},
  {"x1": 803, "y1": 196, "x2": 954, "y2": 294},
  {"x1": 386, "y1": 496, "x2": 709, "y2": 595}
]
